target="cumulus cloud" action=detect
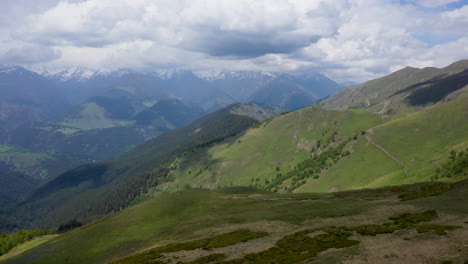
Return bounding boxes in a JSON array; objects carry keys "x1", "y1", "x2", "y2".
[{"x1": 0, "y1": 0, "x2": 467, "y2": 82}]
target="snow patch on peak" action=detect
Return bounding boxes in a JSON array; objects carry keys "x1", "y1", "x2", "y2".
[
  {"x1": 194, "y1": 70, "x2": 279, "y2": 81},
  {"x1": 32, "y1": 66, "x2": 133, "y2": 81},
  {"x1": 153, "y1": 69, "x2": 178, "y2": 80},
  {"x1": 193, "y1": 70, "x2": 225, "y2": 80},
  {"x1": 110, "y1": 68, "x2": 132, "y2": 77},
  {"x1": 33, "y1": 66, "x2": 98, "y2": 81},
  {"x1": 152, "y1": 69, "x2": 196, "y2": 80}
]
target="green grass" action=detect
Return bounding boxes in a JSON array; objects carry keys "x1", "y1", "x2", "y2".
[
  {"x1": 0, "y1": 235, "x2": 58, "y2": 262},
  {"x1": 370, "y1": 99, "x2": 468, "y2": 182},
  {"x1": 112, "y1": 230, "x2": 267, "y2": 264},
  {"x1": 4, "y1": 190, "x2": 369, "y2": 263},
  {"x1": 416, "y1": 224, "x2": 462, "y2": 235},
  {"x1": 162, "y1": 106, "x2": 384, "y2": 192},
  {"x1": 296, "y1": 137, "x2": 403, "y2": 192},
  {"x1": 220, "y1": 227, "x2": 360, "y2": 264},
  {"x1": 162, "y1": 99, "x2": 468, "y2": 194},
  {"x1": 110, "y1": 210, "x2": 461, "y2": 264},
  {"x1": 6, "y1": 179, "x2": 468, "y2": 264}
]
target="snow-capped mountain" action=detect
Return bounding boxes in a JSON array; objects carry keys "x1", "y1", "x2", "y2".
[
  {"x1": 5, "y1": 65, "x2": 343, "y2": 111},
  {"x1": 193, "y1": 70, "x2": 278, "y2": 81},
  {"x1": 31, "y1": 66, "x2": 135, "y2": 82}
]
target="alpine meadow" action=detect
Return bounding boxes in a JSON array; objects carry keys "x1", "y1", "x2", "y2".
[{"x1": 0, "y1": 1, "x2": 467, "y2": 264}]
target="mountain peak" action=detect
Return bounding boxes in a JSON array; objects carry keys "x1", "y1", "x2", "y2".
[
  {"x1": 0, "y1": 65, "x2": 41, "y2": 78},
  {"x1": 194, "y1": 70, "x2": 279, "y2": 81},
  {"x1": 153, "y1": 69, "x2": 198, "y2": 80}
]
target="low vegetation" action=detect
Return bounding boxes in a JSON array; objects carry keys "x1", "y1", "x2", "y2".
[
  {"x1": 264, "y1": 139, "x2": 350, "y2": 192},
  {"x1": 433, "y1": 148, "x2": 468, "y2": 180},
  {"x1": 4, "y1": 179, "x2": 468, "y2": 263},
  {"x1": 416, "y1": 224, "x2": 462, "y2": 235},
  {"x1": 112, "y1": 210, "x2": 462, "y2": 264},
  {"x1": 221, "y1": 227, "x2": 359, "y2": 264},
  {"x1": 0, "y1": 229, "x2": 55, "y2": 256},
  {"x1": 112, "y1": 230, "x2": 268, "y2": 264}
]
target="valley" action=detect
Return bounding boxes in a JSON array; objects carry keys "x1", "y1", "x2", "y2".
[{"x1": 1, "y1": 58, "x2": 467, "y2": 264}]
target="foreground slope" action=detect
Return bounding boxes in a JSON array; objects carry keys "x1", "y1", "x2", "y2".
[{"x1": 5, "y1": 180, "x2": 468, "y2": 264}]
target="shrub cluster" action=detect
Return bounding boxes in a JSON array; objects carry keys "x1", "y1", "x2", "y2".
[
  {"x1": 0, "y1": 229, "x2": 55, "y2": 255},
  {"x1": 433, "y1": 148, "x2": 468, "y2": 180}
]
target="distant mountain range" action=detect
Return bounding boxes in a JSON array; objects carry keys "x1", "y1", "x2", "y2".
[
  {"x1": 34, "y1": 66, "x2": 342, "y2": 111},
  {"x1": 0, "y1": 65, "x2": 341, "y2": 181}
]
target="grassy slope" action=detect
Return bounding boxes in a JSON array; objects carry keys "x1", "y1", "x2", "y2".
[
  {"x1": 161, "y1": 106, "x2": 384, "y2": 191},
  {"x1": 161, "y1": 98, "x2": 467, "y2": 193},
  {"x1": 5, "y1": 181, "x2": 468, "y2": 264},
  {"x1": 299, "y1": 98, "x2": 468, "y2": 192},
  {"x1": 296, "y1": 137, "x2": 403, "y2": 193},
  {"x1": 0, "y1": 235, "x2": 59, "y2": 262}
]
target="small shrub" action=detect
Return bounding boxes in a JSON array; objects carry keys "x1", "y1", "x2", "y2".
[{"x1": 416, "y1": 224, "x2": 461, "y2": 235}]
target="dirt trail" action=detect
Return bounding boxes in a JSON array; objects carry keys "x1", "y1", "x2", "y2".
[{"x1": 364, "y1": 135, "x2": 404, "y2": 167}]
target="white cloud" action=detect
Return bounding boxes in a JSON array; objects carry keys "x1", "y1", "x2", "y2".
[{"x1": 0, "y1": 0, "x2": 467, "y2": 82}]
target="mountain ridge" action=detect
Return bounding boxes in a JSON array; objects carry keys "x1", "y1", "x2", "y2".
[{"x1": 320, "y1": 59, "x2": 468, "y2": 114}]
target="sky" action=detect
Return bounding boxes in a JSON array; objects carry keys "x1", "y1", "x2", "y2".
[{"x1": 0, "y1": 0, "x2": 467, "y2": 83}]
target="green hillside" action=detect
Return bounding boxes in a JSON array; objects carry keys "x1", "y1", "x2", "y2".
[
  {"x1": 298, "y1": 98, "x2": 468, "y2": 192},
  {"x1": 159, "y1": 106, "x2": 384, "y2": 192},
  {"x1": 6, "y1": 104, "x2": 282, "y2": 231},
  {"x1": 4, "y1": 180, "x2": 468, "y2": 264},
  {"x1": 157, "y1": 98, "x2": 468, "y2": 194}
]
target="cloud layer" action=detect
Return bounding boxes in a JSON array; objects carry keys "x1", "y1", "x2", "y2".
[{"x1": 1, "y1": 0, "x2": 467, "y2": 82}]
